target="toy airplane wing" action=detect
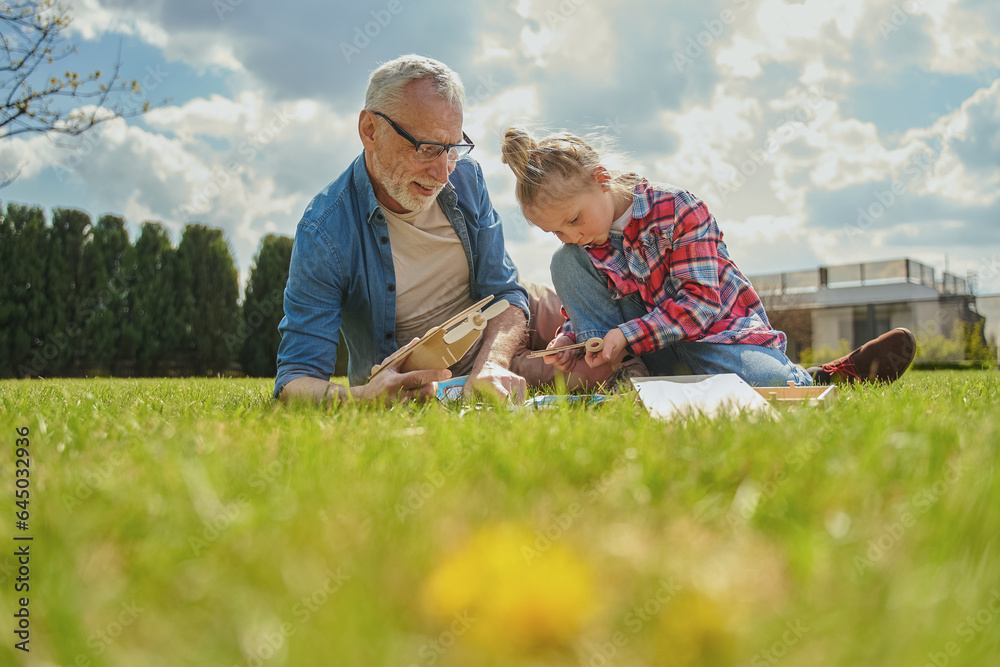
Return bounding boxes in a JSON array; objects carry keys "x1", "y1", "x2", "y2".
[{"x1": 368, "y1": 296, "x2": 511, "y2": 380}]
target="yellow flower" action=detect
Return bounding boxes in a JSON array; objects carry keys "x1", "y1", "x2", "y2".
[
  {"x1": 420, "y1": 522, "x2": 597, "y2": 652},
  {"x1": 652, "y1": 590, "x2": 735, "y2": 667}
]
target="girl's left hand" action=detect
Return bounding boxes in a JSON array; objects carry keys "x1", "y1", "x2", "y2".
[
  {"x1": 543, "y1": 334, "x2": 581, "y2": 373},
  {"x1": 586, "y1": 328, "x2": 629, "y2": 369}
]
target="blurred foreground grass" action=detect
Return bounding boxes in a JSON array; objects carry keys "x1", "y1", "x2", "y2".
[{"x1": 0, "y1": 372, "x2": 998, "y2": 667}]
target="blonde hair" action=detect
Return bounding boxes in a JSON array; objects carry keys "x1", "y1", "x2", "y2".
[{"x1": 500, "y1": 127, "x2": 637, "y2": 211}]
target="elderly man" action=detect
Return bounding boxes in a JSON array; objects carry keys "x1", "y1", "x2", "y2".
[{"x1": 275, "y1": 55, "x2": 608, "y2": 404}]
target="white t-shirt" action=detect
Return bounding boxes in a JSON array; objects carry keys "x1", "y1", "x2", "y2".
[
  {"x1": 382, "y1": 203, "x2": 482, "y2": 374},
  {"x1": 610, "y1": 203, "x2": 634, "y2": 235}
]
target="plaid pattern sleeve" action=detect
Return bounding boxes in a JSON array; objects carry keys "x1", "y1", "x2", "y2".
[
  {"x1": 557, "y1": 306, "x2": 576, "y2": 342},
  {"x1": 585, "y1": 181, "x2": 786, "y2": 356}
]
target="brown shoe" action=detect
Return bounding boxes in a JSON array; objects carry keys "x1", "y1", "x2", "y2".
[
  {"x1": 603, "y1": 356, "x2": 650, "y2": 393},
  {"x1": 808, "y1": 328, "x2": 917, "y2": 385}
]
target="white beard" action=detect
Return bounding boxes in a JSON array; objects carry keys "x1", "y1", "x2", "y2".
[{"x1": 372, "y1": 150, "x2": 445, "y2": 213}]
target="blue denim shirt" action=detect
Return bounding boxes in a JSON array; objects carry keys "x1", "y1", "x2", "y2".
[{"x1": 274, "y1": 153, "x2": 529, "y2": 397}]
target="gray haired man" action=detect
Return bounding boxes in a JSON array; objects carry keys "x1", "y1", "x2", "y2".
[{"x1": 274, "y1": 55, "x2": 533, "y2": 404}]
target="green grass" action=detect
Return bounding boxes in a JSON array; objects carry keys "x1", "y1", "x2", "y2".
[{"x1": 0, "y1": 372, "x2": 998, "y2": 667}]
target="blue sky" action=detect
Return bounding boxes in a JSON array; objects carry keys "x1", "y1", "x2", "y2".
[{"x1": 2, "y1": 0, "x2": 998, "y2": 295}]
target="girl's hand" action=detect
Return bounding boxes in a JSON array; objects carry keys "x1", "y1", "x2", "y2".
[
  {"x1": 543, "y1": 334, "x2": 581, "y2": 373},
  {"x1": 586, "y1": 328, "x2": 629, "y2": 369}
]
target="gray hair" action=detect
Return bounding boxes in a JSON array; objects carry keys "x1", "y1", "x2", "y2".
[{"x1": 364, "y1": 54, "x2": 466, "y2": 115}]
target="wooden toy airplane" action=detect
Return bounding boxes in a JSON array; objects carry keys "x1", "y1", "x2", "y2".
[
  {"x1": 369, "y1": 296, "x2": 511, "y2": 380},
  {"x1": 526, "y1": 337, "x2": 604, "y2": 359},
  {"x1": 752, "y1": 381, "x2": 838, "y2": 405}
]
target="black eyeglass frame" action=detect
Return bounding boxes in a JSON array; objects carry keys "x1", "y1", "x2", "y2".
[{"x1": 370, "y1": 111, "x2": 474, "y2": 161}]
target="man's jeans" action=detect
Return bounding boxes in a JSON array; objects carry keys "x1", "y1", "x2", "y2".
[{"x1": 550, "y1": 239, "x2": 813, "y2": 387}]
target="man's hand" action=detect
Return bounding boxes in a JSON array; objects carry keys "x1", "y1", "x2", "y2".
[
  {"x1": 586, "y1": 327, "x2": 629, "y2": 369},
  {"x1": 360, "y1": 366, "x2": 452, "y2": 403},
  {"x1": 280, "y1": 335, "x2": 451, "y2": 405},
  {"x1": 462, "y1": 304, "x2": 529, "y2": 403},
  {"x1": 464, "y1": 359, "x2": 527, "y2": 404},
  {"x1": 542, "y1": 334, "x2": 583, "y2": 373}
]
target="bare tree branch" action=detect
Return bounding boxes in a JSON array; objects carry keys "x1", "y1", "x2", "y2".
[{"x1": 0, "y1": 0, "x2": 154, "y2": 143}]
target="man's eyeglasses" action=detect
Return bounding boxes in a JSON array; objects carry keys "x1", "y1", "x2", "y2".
[{"x1": 371, "y1": 111, "x2": 474, "y2": 162}]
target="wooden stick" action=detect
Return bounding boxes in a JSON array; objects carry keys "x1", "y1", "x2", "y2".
[{"x1": 526, "y1": 337, "x2": 604, "y2": 359}]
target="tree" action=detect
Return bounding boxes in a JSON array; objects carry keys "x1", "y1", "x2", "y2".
[
  {"x1": 237, "y1": 234, "x2": 292, "y2": 377},
  {"x1": 1, "y1": 1, "x2": 155, "y2": 187},
  {"x1": 44, "y1": 207, "x2": 90, "y2": 373},
  {"x1": 79, "y1": 214, "x2": 131, "y2": 373},
  {"x1": 175, "y1": 224, "x2": 239, "y2": 375},
  {"x1": 125, "y1": 221, "x2": 180, "y2": 375},
  {"x1": 2, "y1": 203, "x2": 49, "y2": 377}
]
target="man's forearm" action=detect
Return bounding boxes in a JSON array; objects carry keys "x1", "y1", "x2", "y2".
[
  {"x1": 279, "y1": 367, "x2": 449, "y2": 405},
  {"x1": 278, "y1": 376, "x2": 353, "y2": 405},
  {"x1": 472, "y1": 307, "x2": 528, "y2": 371}
]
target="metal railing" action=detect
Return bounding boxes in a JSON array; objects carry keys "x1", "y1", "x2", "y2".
[{"x1": 750, "y1": 259, "x2": 971, "y2": 296}]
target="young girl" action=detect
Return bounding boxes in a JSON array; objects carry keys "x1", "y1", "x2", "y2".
[{"x1": 500, "y1": 127, "x2": 916, "y2": 387}]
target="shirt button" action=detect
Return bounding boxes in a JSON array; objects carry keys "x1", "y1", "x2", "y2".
[
  {"x1": 380, "y1": 236, "x2": 388, "y2": 243},
  {"x1": 387, "y1": 284, "x2": 395, "y2": 292},
  {"x1": 385, "y1": 332, "x2": 393, "y2": 340}
]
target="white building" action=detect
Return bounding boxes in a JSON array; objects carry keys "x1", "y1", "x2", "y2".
[{"x1": 748, "y1": 259, "x2": 995, "y2": 364}]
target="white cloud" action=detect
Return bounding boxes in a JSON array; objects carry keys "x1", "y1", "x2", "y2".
[
  {"x1": 651, "y1": 84, "x2": 763, "y2": 195},
  {"x1": 5, "y1": 0, "x2": 997, "y2": 298},
  {"x1": 514, "y1": 0, "x2": 617, "y2": 80},
  {"x1": 716, "y1": 35, "x2": 767, "y2": 78},
  {"x1": 506, "y1": 227, "x2": 562, "y2": 288},
  {"x1": 66, "y1": 0, "x2": 243, "y2": 73},
  {"x1": 895, "y1": 0, "x2": 1000, "y2": 73},
  {"x1": 753, "y1": 0, "x2": 866, "y2": 56}
]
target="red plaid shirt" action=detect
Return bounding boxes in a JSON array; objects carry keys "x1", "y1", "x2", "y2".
[{"x1": 564, "y1": 180, "x2": 786, "y2": 356}]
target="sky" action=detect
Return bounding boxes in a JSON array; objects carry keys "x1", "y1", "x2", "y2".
[{"x1": 2, "y1": 0, "x2": 999, "y2": 295}]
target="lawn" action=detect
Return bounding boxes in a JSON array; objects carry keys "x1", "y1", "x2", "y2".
[{"x1": 0, "y1": 371, "x2": 998, "y2": 667}]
